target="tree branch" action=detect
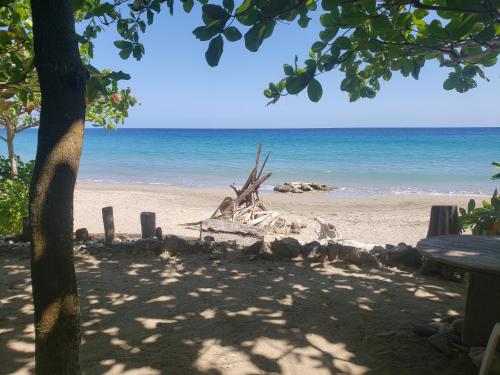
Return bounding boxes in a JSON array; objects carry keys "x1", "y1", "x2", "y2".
[{"x1": 16, "y1": 120, "x2": 40, "y2": 134}]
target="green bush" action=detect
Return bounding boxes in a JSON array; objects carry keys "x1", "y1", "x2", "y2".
[
  {"x1": 459, "y1": 189, "x2": 500, "y2": 235},
  {"x1": 0, "y1": 156, "x2": 34, "y2": 235}
]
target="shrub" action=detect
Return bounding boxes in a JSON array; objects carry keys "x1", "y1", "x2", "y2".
[
  {"x1": 0, "y1": 156, "x2": 34, "y2": 235},
  {"x1": 459, "y1": 189, "x2": 500, "y2": 235}
]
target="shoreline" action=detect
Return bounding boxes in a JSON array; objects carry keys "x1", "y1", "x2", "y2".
[
  {"x1": 77, "y1": 179, "x2": 493, "y2": 197},
  {"x1": 74, "y1": 181, "x2": 486, "y2": 246}
]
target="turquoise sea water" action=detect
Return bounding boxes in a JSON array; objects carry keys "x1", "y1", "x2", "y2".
[{"x1": 3, "y1": 128, "x2": 499, "y2": 195}]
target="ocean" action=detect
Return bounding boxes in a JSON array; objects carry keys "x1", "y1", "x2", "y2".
[{"x1": 3, "y1": 127, "x2": 499, "y2": 196}]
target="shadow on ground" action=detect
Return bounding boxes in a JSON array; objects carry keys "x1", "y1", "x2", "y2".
[{"x1": 1, "y1": 248, "x2": 474, "y2": 374}]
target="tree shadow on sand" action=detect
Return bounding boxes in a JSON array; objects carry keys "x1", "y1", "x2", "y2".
[{"x1": 1, "y1": 246, "x2": 474, "y2": 374}]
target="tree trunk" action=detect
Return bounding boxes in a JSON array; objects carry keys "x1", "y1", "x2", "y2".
[
  {"x1": 6, "y1": 124, "x2": 18, "y2": 179},
  {"x1": 29, "y1": 1, "x2": 87, "y2": 374}
]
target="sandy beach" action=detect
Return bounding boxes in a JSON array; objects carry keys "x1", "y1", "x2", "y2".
[
  {"x1": 74, "y1": 182, "x2": 483, "y2": 246},
  {"x1": 0, "y1": 183, "x2": 489, "y2": 375}
]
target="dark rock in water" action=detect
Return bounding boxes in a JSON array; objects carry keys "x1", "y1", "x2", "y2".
[
  {"x1": 75, "y1": 228, "x2": 89, "y2": 242},
  {"x1": 386, "y1": 243, "x2": 422, "y2": 268},
  {"x1": 271, "y1": 237, "x2": 302, "y2": 259},
  {"x1": 274, "y1": 184, "x2": 292, "y2": 193},
  {"x1": 274, "y1": 182, "x2": 336, "y2": 193},
  {"x1": 413, "y1": 324, "x2": 438, "y2": 338}
]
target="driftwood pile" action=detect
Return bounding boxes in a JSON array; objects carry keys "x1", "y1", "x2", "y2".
[{"x1": 208, "y1": 145, "x2": 290, "y2": 235}]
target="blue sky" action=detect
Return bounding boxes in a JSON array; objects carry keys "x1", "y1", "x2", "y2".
[{"x1": 90, "y1": 5, "x2": 500, "y2": 128}]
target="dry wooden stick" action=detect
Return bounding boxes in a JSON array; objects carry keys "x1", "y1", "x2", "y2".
[{"x1": 257, "y1": 151, "x2": 270, "y2": 180}]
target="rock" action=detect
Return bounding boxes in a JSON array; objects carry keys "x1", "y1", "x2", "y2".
[
  {"x1": 386, "y1": 243, "x2": 422, "y2": 268},
  {"x1": 242, "y1": 240, "x2": 272, "y2": 259},
  {"x1": 95, "y1": 242, "x2": 105, "y2": 249},
  {"x1": 75, "y1": 228, "x2": 89, "y2": 242},
  {"x1": 370, "y1": 245, "x2": 388, "y2": 264},
  {"x1": 300, "y1": 183, "x2": 314, "y2": 192},
  {"x1": 163, "y1": 234, "x2": 188, "y2": 254},
  {"x1": 274, "y1": 184, "x2": 292, "y2": 193},
  {"x1": 185, "y1": 240, "x2": 206, "y2": 254},
  {"x1": 204, "y1": 235, "x2": 216, "y2": 242},
  {"x1": 155, "y1": 227, "x2": 163, "y2": 240},
  {"x1": 441, "y1": 315, "x2": 458, "y2": 324},
  {"x1": 331, "y1": 242, "x2": 379, "y2": 267},
  {"x1": 428, "y1": 333, "x2": 453, "y2": 356},
  {"x1": 301, "y1": 241, "x2": 323, "y2": 260},
  {"x1": 270, "y1": 237, "x2": 302, "y2": 259},
  {"x1": 413, "y1": 324, "x2": 438, "y2": 338},
  {"x1": 309, "y1": 182, "x2": 335, "y2": 191},
  {"x1": 325, "y1": 242, "x2": 339, "y2": 261},
  {"x1": 451, "y1": 319, "x2": 464, "y2": 335},
  {"x1": 274, "y1": 182, "x2": 336, "y2": 193},
  {"x1": 419, "y1": 257, "x2": 441, "y2": 274},
  {"x1": 440, "y1": 265, "x2": 464, "y2": 282}
]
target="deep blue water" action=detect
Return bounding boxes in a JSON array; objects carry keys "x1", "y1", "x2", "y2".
[{"x1": 2, "y1": 127, "x2": 499, "y2": 195}]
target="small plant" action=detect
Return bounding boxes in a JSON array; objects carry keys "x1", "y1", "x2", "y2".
[
  {"x1": 0, "y1": 156, "x2": 34, "y2": 235},
  {"x1": 459, "y1": 189, "x2": 500, "y2": 235},
  {"x1": 492, "y1": 162, "x2": 500, "y2": 180}
]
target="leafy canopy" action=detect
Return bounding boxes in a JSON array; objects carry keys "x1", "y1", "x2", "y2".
[
  {"x1": 79, "y1": 0, "x2": 499, "y2": 104},
  {"x1": 0, "y1": 0, "x2": 137, "y2": 130}
]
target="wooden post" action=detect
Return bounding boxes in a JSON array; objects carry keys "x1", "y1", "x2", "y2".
[
  {"x1": 463, "y1": 272, "x2": 500, "y2": 346},
  {"x1": 141, "y1": 212, "x2": 156, "y2": 239},
  {"x1": 102, "y1": 206, "x2": 115, "y2": 243},
  {"x1": 427, "y1": 205, "x2": 460, "y2": 237},
  {"x1": 421, "y1": 206, "x2": 461, "y2": 275},
  {"x1": 21, "y1": 216, "x2": 31, "y2": 242}
]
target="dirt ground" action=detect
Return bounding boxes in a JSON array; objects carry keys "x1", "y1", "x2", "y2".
[{"x1": 1, "y1": 249, "x2": 474, "y2": 375}]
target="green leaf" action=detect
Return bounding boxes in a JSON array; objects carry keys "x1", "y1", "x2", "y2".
[
  {"x1": 283, "y1": 64, "x2": 294, "y2": 75},
  {"x1": 193, "y1": 26, "x2": 220, "y2": 41},
  {"x1": 286, "y1": 72, "x2": 313, "y2": 95},
  {"x1": 443, "y1": 77, "x2": 456, "y2": 90},
  {"x1": 236, "y1": 0, "x2": 252, "y2": 14},
  {"x1": 203, "y1": 4, "x2": 230, "y2": 21},
  {"x1": 244, "y1": 21, "x2": 275, "y2": 52},
  {"x1": 223, "y1": 26, "x2": 242, "y2": 42},
  {"x1": 183, "y1": 0, "x2": 194, "y2": 13},
  {"x1": 307, "y1": 78, "x2": 323, "y2": 102},
  {"x1": 468, "y1": 199, "x2": 476, "y2": 211},
  {"x1": 223, "y1": 0, "x2": 234, "y2": 13},
  {"x1": 119, "y1": 47, "x2": 132, "y2": 59},
  {"x1": 114, "y1": 40, "x2": 132, "y2": 49},
  {"x1": 205, "y1": 35, "x2": 224, "y2": 67}
]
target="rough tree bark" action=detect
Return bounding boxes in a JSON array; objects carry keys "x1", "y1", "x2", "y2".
[
  {"x1": 30, "y1": 1, "x2": 87, "y2": 374},
  {"x1": 6, "y1": 123, "x2": 18, "y2": 179}
]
